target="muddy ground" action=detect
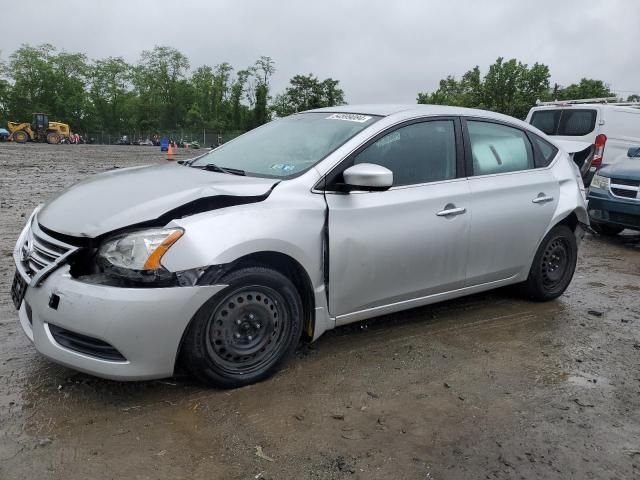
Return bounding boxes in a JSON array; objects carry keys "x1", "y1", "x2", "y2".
[{"x1": 0, "y1": 143, "x2": 639, "y2": 480}]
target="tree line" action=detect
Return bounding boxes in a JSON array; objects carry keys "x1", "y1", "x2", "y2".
[
  {"x1": 0, "y1": 44, "x2": 346, "y2": 134},
  {"x1": 1, "y1": 47, "x2": 634, "y2": 136},
  {"x1": 417, "y1": 57, "x2": 635, "y2": 119}
]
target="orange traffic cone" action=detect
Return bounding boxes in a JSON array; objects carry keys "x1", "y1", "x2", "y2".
[{"x1": 167, "y1": 144, "x2": 174, "y2": 161}]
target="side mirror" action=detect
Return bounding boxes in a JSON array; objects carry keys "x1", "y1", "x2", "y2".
[
  {"x1": 627, "y1": 147, "x2": 640, "y2": 158},
  {"x1": 342, "y1": 163, "x2": 393, "y2": 191}
]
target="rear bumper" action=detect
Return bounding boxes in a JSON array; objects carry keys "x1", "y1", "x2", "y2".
[
  {"x1": 16, "y1": 266, "x2": 225, "y2": 380},
  {"x1": 587, "y1": 187, "x2": 640, "y2": 230}
]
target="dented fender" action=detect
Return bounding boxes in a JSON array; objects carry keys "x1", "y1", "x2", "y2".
[{"x1": 159, "y1": 175, "x2": 334, "y2": 340}]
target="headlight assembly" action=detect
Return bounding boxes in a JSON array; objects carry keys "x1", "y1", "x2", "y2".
[
  {"x1": 590, "y1": 174, "x2": 609, "y2": 190},
  {"x1": 98, "y1": 228, "x2": 183, "y2": 271}
]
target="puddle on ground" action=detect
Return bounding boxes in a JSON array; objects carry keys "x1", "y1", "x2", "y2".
[{"x1": 567, "y1": 373, "x2": 611, "y2": 389}]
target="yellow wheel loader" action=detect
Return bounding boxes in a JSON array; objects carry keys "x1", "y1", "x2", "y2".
[{"x1": 8, "y1": 113, "x2": 72, "y2": 144}]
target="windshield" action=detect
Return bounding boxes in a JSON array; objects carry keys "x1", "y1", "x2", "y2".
[{"x1": 191, "y1": 112, "x2": 380, "y2": 177}]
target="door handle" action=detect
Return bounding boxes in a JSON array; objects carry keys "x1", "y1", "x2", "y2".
[
  {"x1": 532, "y1": 194, "x2": 554, "y2": 204},
  {"x1": 436, "y1": 206, "x2": 466, "y2": 217}
]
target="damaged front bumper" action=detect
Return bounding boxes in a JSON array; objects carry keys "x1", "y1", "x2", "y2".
[
  {"x1": 16, "y1": 265, "x2": 225, "y2": 380},
  {"x1": 13, "y1": 214, "x2": 226, "y2": 380}
]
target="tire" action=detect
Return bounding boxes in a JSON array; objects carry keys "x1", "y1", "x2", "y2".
[
  {"x1": 46, "y1": 132, "x2": 61, "y2": 144},
  {"x1": 182, "y1": 266, "x2": 303, "y2": 388},
  {"x1": 13, "y1": 130, "x2": 29, "y2": 143},
  {"x1": 520, "y1": 225, "x2": 577, "y2": 301},
  {"x1": 591, "y1": 222, "x2": 624, "y2": 236}
]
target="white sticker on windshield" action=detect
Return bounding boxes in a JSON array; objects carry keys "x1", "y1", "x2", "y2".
[
  {"x1": 270, "y1": 163, "x2": 296, "y2": 172},
  {"x1": 326, "y1": 113, "x2": 372, "y2": 123}
]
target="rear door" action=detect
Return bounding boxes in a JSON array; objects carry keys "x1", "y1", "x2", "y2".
[
  {"x1": 324, "y1": 118, "x2": 471, "y2": 321},
  {"x1": 463, "y1": 119, "x2": 560, "y2": 286}
]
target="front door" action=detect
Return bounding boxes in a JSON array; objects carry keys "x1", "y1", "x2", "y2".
[{"x1": 324, "y1": 118, "x2": 471, "y2": 321}]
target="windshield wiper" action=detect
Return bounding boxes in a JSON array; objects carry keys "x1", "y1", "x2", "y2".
[{"x1": 197, "y1": 163, "x2": 246, "y2": 176}]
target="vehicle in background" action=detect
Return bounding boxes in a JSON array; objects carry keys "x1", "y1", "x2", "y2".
[
  {"x1": 182, "y1": 140, "x2": 200, "y2": 149},
  {"x1": 116, "y1": 135, "x2": 131, "y2": 145},
  {"x1": 0, "y1": 127, "x2": 9, "y2": 141},
  {"x1": 7, "y1": 113, "x2": 73, "y2": 145},
  {"x1": 526, "y1": 98, "x2": 640, "y2": 185},
  {"x1": 11, "y1": 105, "x2": 588, "y2": 388},
  {"x1": 139, "y1": 138, "x2": 154, "y2": 146},
  {"x1": 587, "y1": 146, "x2": 640, "y2": 235}
]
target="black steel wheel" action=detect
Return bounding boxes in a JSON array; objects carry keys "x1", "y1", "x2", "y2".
[
  {"x1": 540, "y1": 237, "x2": 570, "y2": 290},
  {"x1": 182, "y1": 266, "x2": 303, "y2": 388},
  {"x1": 520, "y1": 224, "x2": 577, "y2": 301}
]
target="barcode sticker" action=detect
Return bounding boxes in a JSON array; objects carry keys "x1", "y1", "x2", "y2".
[{"x1": 326, "y1": 113, "x2": 372, "y2": 123}]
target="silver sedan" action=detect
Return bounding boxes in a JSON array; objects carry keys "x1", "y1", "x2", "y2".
[{"x1": 12, "y1": 105, "x2": 588, "y2": 387}]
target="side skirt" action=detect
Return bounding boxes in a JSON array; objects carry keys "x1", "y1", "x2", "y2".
[{"x1": 334, "y1": 274, "x2": 519, "y2": 327}]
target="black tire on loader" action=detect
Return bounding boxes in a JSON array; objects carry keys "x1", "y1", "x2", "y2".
[
  {"x1": 46, "y1": 132, "x2": 61, "y2": 144},
  {"x1": 13, "y1": 130, "x2": 29, "y2": 143}
]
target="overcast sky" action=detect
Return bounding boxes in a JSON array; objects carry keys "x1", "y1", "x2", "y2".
[{"x1": 4, "y1": 0, "x2": 639, "y2": 103}]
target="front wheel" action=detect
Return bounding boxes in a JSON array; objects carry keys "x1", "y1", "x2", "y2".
[
  {"x1": 13, "y1": 130, "x2": 29, "y2": 143},
  {"x1": 520, "y1": 224, "x2": 577, "y2": 301},
  {"x1": 182, "y1": 266, "x2": 303, "y2": 388}
]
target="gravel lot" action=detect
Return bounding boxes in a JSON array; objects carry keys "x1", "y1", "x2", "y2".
[{"x1": 1, "y1": 143, "x2": 639, "y2": 480}]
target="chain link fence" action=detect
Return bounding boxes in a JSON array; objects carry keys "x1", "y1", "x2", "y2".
[{"x1": 77, "y1": 130, "x2": 244, "y2": 146}]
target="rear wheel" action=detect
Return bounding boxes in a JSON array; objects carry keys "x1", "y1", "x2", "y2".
[
  {"x1": 46, "y1": 132, "x2": 61, "y2": 144},
  {"x1": 182, "y1": 266, "x2": 303, "y2": 388},
  {"x1": 520, "y1": 225, "x2": 577, "y2": 301},
  {"x1": 591, "y1": 222, "x2": 624, "y2": 236},
  {"x1": 13, "y1": 130, "x2": 29, "y2": 143}
]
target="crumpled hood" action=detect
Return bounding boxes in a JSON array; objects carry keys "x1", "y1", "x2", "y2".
[
  {"x1": 599, "y1": 159, "x2": 640, "y2": 180},
  {"x1": 38, "y1": 163, "x2": 278, "y2": 238}
]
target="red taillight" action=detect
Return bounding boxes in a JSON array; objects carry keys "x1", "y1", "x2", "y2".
[{"x1": 592, "y1": 134, "x2": 606, "y2": 167}]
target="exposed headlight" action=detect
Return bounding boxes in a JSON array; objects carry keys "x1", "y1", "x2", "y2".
[
  {"x1": 590, "y1": 174, "x2": 609, "y2": 190},
  {"x1": 98, "y1": 228, "x2": 183, "y2": 270}
]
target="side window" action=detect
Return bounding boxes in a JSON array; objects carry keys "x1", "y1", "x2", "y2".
[
  {"x1": 558, "y1": 109, "x2": 596, "y2": 136},
  {"x1": 529, "y1": 134, "x2": 558, "y2": 167},
  {"x1": 353, "y1": 120, "x2": 457, "y2": 186},
  {"x1": 467, "y1": 121, "x2": 534, "y2": 176},
  {"x1": 531, "y1": 110, "x2": 560, "y2": 135}
]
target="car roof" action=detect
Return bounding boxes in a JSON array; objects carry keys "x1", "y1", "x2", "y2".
[{"x1": 307, "y1": 104, "x2": 535, "y2": 131}]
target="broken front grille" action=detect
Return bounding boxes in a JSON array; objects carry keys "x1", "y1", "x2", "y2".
[
  {"x1": 18, "y1": 221, "x2": 76, "y2": 285},
  {"x1": 25, "y1": 231, "x2": 70, "y2": 276}
]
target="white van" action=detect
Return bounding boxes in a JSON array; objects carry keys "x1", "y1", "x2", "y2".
[{"x1": 526, "y1": 99, "x2": 640, "y2": 167}]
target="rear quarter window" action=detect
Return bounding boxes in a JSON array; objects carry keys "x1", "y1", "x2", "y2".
[{"x1": 528, "y1": 133, "x2": 558, "y2": 167}]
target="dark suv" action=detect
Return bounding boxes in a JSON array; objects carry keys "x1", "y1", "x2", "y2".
[{"x1": 587, "y1": 147, "x2": 640, "y2": 235}]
